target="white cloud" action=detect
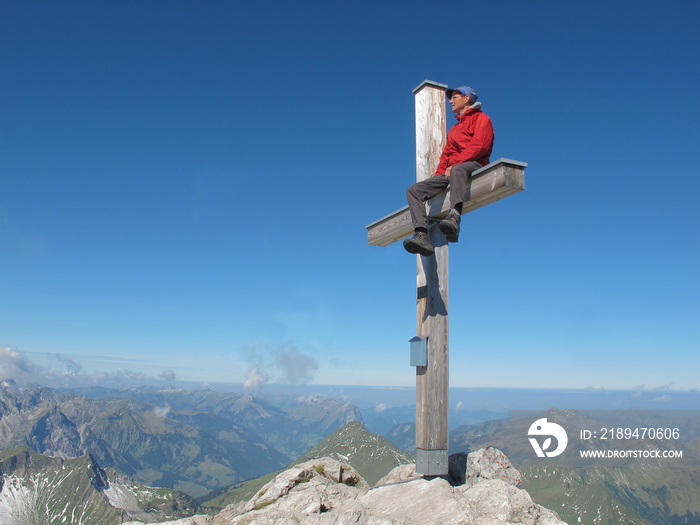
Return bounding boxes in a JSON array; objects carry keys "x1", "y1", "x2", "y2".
[
  {"x1": 153, "y1": 404, "x2": 171, "y2": 418},
  {"x1": 0, "y1": 346, "x2": 45, "y2": 382},
  {"x1": 241, "y1": 342, "x2": 318, "y2": 388},
  {"x1": 243, "y1": 367, "x2": 268, "y2": 393},
  {"x1": 652, "y1": 394, "x2": 671, "y2": 402},
  {"x1": 0, "y1": 346, "x2": 156, "y2": 388}
]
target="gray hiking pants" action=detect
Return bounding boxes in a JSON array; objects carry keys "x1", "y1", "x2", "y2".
[{"x1": 405, "y1": 161, "x2": 482, "y2": 231}]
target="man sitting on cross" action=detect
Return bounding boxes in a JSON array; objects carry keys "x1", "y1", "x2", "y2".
[{"x1": 403, "y1": 86, "x2": 494, "y2": 256}]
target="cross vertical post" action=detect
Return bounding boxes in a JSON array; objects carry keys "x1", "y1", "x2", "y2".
[
  {"x1": 413, "y1": 80, "x2": 449, "y2": 476},
  {"x1": 365, "y1": 79, "x2": 527, "y2": 479}
]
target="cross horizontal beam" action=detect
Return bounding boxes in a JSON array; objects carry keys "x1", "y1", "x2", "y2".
[{"x1": 366, "y1": 158, "x2": 528, "y2": 247}]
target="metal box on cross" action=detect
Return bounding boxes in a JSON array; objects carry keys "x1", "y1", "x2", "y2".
[{"x1": 409, "y1": 336, "x2": 428, "y2": 367}]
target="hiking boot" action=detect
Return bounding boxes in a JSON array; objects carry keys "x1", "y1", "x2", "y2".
[
  {"x1": 439, "y1": 210, "x2": 461, "y2": 242},
  {"x1": 403, "y1": 231, "x2": 435, "y2": 256}
]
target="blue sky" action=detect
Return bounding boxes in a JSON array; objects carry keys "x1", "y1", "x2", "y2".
[{"x1": 1, "y1": 0, "x2": 698, "y2": 392}]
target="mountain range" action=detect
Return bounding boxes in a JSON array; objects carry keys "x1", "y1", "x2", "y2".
[
  {"x1": 0, "y1": 380, "x2": 360, "y2": 498},
  {"x1": 2, "y1": 380, "x2": 700, "y2": 524}
]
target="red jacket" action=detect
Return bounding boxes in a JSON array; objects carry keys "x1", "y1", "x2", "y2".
[{"x1": 434, "y1": 105, "x2": 494, "y2": 175}]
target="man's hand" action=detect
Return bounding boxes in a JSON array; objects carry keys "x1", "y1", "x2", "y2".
[{"x1": 445, "y1": 166, "x2": 452, "y2": 180}]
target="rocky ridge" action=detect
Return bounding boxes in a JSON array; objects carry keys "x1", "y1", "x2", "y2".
[
  {"x1": 124, "y1": 448, "x2": 567, "y2": 525},
  {"x1": 0, "y1": 447, "x2": 198, "y2": 524}
]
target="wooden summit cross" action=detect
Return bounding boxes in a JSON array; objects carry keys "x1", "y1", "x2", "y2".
[{"x1": 365, "y1": 80, "x2": 527, "y2": 476}]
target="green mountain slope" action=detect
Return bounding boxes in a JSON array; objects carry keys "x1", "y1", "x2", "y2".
[
  {"x1": 449, "y1": 409, "x2": 700, "y2": 524},
  {"x1": 297, "y1": 420, "x2": 414, "y2": 485},
  {"x1": 201, "y1": 421, "x2": 415, "y2": 510},
  {"x1": 520, "y1": 465, "x2": 652, "y2": 524},
  {"x1": 0, "y1": 447, "x2": 198, "y2": 525}
]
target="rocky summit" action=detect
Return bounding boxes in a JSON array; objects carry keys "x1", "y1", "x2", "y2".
[{"x1": 124, "y1": 448, "x2": 566, "y2": 525}]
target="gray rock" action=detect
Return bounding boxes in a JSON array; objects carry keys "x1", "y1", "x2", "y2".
[
  {"x1": 213, "y1": 458, "x2": 368, "y2": 524},
  {"x1": 375, "y1": 463, "x2": 419, "y2": 486},
  {"x1": 133, "y1": 452, "x2": 566, "y2": 525},
  {"x1": 460, "y1": 480, "x2": 564, "y2": 525},
  {"x1": 465, "y1": 447, "x2": 523, "y2": 488},
  {"x1": 360, "y1": 476, "x2": 477, "y2": 524}
]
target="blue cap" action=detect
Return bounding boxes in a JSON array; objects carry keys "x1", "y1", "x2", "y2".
[{"x1": 446, "y1": 86, "x2": 478, "y2": 102}]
